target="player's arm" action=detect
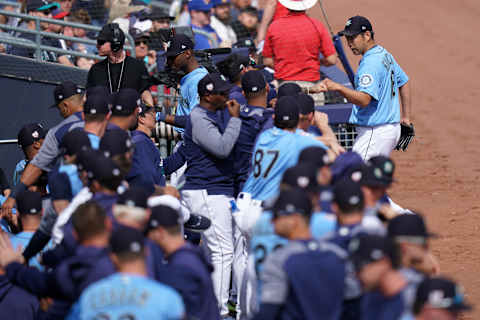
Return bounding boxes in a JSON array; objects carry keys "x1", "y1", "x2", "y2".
[
  {"x1": 141, "y1": 90, "x2": 154, "y2": 107},
  {"x1": 255, "y1": 0, "x2": 277, "y2": 44},
  {"x1": 320, "y1": 54, "x2": 337, "y2": 66},
  {"x1": 315, "y1": 78, "x2": 372, "y2": 107},
  {"x1": 263, "y1": 57, "x2": 274, "y2": 69},
  {"x1": 398, "y1": 80, "x2": 412, "y2": 125}
]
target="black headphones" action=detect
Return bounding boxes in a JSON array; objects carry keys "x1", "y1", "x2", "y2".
[{"x1": 109, "y1": 23, "x2": 125, "y2": 52}]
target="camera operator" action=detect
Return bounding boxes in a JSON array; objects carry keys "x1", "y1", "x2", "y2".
[{"x1": 86, "y1": 23, "x2": 154, "y2": 106}]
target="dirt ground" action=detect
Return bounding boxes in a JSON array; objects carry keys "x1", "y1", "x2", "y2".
[{"x1": 307, "y1": 0, "x2": 480, "y2": 318}]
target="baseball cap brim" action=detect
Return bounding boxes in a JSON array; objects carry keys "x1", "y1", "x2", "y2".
[
  {"x1": 38, "y1": 2, "x2": 59, "y2": 11},
  {"x1": 215, "y1": 82, "x2": 234, "y2": 94}
]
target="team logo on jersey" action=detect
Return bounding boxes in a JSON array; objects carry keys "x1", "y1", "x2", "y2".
[{"x1": 359, "y1": 74, "x2": 373, "y2": 87}]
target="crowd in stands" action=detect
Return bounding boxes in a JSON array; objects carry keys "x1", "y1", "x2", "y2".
[{"x1": 0, "y1": 0, "x2": 265, "y2": 70}]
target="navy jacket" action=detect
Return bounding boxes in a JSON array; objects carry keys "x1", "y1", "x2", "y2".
[
  {"x1": 229, "y1": 85, "x2": 247, "y2": 105},
  {"x1": 233, "y1": 105, "x2": 274, "y2": 196},
  {"x1": 161, "y1": 243, "x2": 220, "y2": 320},
  {"x1": 0, "y1": 275, "x2": 39, "y2": 320},
  {"x1": 126, "y1": 130, "x2": 166, "y2": 192}
]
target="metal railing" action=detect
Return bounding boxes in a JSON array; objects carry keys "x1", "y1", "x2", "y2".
[{"x1": 0, "y1": 8, "x2": 136, "y2": 61}]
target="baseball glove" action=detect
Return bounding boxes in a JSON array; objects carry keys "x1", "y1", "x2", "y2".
[{"x1": 395, "y1": 123, "x2": 415, "y2": 151}]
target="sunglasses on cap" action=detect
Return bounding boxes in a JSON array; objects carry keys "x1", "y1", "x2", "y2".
[{"x1": 135, "y1": 39, "x2": 149, "y2": 46}]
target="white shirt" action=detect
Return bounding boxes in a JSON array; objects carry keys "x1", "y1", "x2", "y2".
[{"x1": 210, "y1": 15, "x2": 237, "y2": 45}]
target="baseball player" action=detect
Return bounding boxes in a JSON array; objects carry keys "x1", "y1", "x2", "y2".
[
  {"x1": 146, "y1": 205, "x2": 220, "y2": 319},
  {"x1": 13, "y1": 123, "x2": 46, "y2": 186},
  {"x1": 82, "y1": 89, "x2": 111, "y2": 149},
  {"x1": 241, "y1": 96, "x2": 327, "y2": 201},
  {"x1": 106, "y1": 88, "x2": 141, "y2": 132},
  {"x1": 181, "y1": 73, "x2": 241, "y2": 317},
  {"x1": 317, "y1": 16, "x2": 412, "y2": 160},
  {"x1": 253, "y1": 188, "x2": 347, "y2": 320},
  {"x1": 67, "y1": 226, "x2": 185, "y2": 320}
]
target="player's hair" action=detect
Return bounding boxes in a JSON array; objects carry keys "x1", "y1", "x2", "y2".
[
  {"x1": 72, "y1": 201, "x2": 107, "y2": 242},
  {"x1": 115, "y1": 249, "x2": 145, "y2": 263},
  {"x1": 63, "y1": 93, "x2": 84, "y2": 107},
  {"x1": 84, "y1": 114, "x2": 107, "y2": 123},
  {"x1": 274, "y1": 117, "x2": 298, "y2": 129},
  {"x1": 245, "y1": 87, "x2": 267, "y2": 99},
  {"x1": 164, "y1": 224, "x2": 182, "y2": 236}
]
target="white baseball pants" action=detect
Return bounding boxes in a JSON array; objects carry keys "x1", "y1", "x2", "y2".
[
  {"x1": 182, "y1": 189, "x2": 244, "y2": 317},
  {"x1": 353, "y1": 123, "x2": 401, "y2": 161}
]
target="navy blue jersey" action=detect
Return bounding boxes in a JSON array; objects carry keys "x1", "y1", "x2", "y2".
[
  {"x1": 91, "y1": 192, "x2": 118, "y2": 219},
  {"x1": 0, "y1": 275, "x2": 39, "y2": 320},
  {"x1": 233, "y1": 105, "x2": 274, "y2": 195},
  {"x1": 126, "y1": 130, "x2": 166, "y2": 192},
  {"x1": 160, "y1": 243, "x2": 220, "y2": 320},
  {"x1": 360, "y1": 289, "x2": 407, "y2": 320},
  {"x1": 260, "y1": 239, "x2": 346, "y2": 320},
  {"x1": 48, "y1": 163, "x2": 83, "y2": 202},
  {"x1": 229, "y1": 85, "x2": 247, "y2": 106}
]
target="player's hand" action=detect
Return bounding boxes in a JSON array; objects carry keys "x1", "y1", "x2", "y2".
[
  {"x1": 0, "y1": 231, "x2": 24, "y2": 267},
  {"x1": 318, "y1": 78, "x2": 340, "y2": 92},
  {"x1": 313, "y1": 111, "x2": 329, "y2": 128},
  {"x1": 400, "y1": 117, "x2": 411, "y2": 126},
  {"x1": 226, "y1": 99, "x2": 240, "y2": 118},
  {"x1": 147, "y1": 50, "x2": 157, "y2": 65},
  {"x1": 1, "y1": 197, "x2": 15, "y2": 219}
]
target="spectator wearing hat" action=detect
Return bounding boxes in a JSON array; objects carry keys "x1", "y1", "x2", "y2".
[
  {"x1": 10, "y1": 0, "x2": 72, "y2": 66},
  {"x1": 150, "y1": 7, "x2": 174, "y2": 33},
  {"x1": 181, "y1": 73, "x2": 241, "y2": 316},
  {"x1": 231, "y1": 6, "x2": 258, "y2": 41},
  {"x1": 254, "y1": 188, "x2": 347, "y2": 320},
  {"x1": 146, "y1": 205, "x2": 219, "y2": 319},
  {"x1": 100, "y1": 129, "x2": 134, "y2": 177},
  {"x1": 188, "y1": 0, "x2": 222, "y2": 49},
  {"x1": 413, "y1": 277, "x2": 471, "y2": 320},
  {"x1": 210, "y1": 0, "x2": 237, "y2": 46},
  {"x1": 126, "y1": 104, "x2": 166, "y2": 193},
  {"x1": 0, "y1": 201, "x2": 115, "y2": 319},
  {"x1": 107, "y1": 87, "x2": 141, "y2": 132},
  {"x1": 130, "y1": 28, "x2": 155, "y2": 69},
  {"x1": 13, "y1": 123, "x2": 46, "y2": 187},
  {"x1": 242, "y1": 96, "x2": 326, "y2": 201},
  {"x1": 70, "y1": 226, "x2": 185, "y2": 319},
  {"x1": 262, "y1": 0, "x2": 336, "y2": 105},
  {"x1": 87, "y1": 23, "x2": 154, "y2": 106},
  {"x1": 83, "y1": 88, "x2": 111, "y2": 149},
  {"x1": 349, "y1": 234, "x2": 410, "y2": 320},
  {"x1": 3, "y1": 82, "x2": 84, "y2": 226}
]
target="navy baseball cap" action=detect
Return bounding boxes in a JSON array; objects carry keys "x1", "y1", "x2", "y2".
[
  {"x1": 89, "y1": 153, "x2": 122, "y2": 182},
  {"x1": 277, "y1": 82, "x2": 301, "y2": 98},
  {"x1": 413, "y1": 277, "x2": 472, "y2": 314},
  {"x1": 188, "y1": 0, "x2": 213, "y2": 12},
  {"x1": 298, "y1": 93, "x2": 314, "y2": 115},
  {"x1": 76, "y1": 147, "x2": 102, "y2": 174},
  {"x1": 217, "y1": 53, "x2": 249, "y2": 82},
  {"x1": 272, "y1": 188, "x2": 313, "y2": 219},
  {"x1": 330, "y1": 151, "x2": 364, "y2": 184},
  {"x1": 360, "y1": 162, "x2": 392, "y2": 188},
  {"x1": 241, "y1": 70, "x2": 266, "y2": 94},
  {"x1": 298, "y1": 146, "x2": 331, "y2": 168},
  {"x1": 97, "y1": 23, "x2": 125, "y2": 42},
  {"x1": 84, "y1": 94, "x2": 111, "y2": 115},
  {"x1": 111, "y1": 88, "x2": 141, "y2": 116},
  {"x1": 59, "y1": 128, "x2": 91, "y2": 156},
  {"x1": 118, "y1": 187, "x2": 150, "y2": 209},
  {"x1": 198, "y1": 73, "x2": 233, "y2": 96},
  {"x1": 281, "y1": 163, "x2": 320, "y2": 193},
  {"x1": 110, "y1": 226, "x2": 145, "y2": 254},
  {"x1": 333, "y1": 179, "x2": 365, "y2": 212},
  {"x1": 146, "y1": 205, "x2": 182, "y2": 232},
  {"x1": 274, "y1": 96, "x2": 300, "y2": 124},
  {"x1": 149, "y1": 7, "x2": 175, "y2": 20},
  {"x1": 26, "y1": 0, "x2": 58, "y2": 13},
  {"x1": 166, "y1": 34, "x2": 194, "y2": 58},
  {"x1": 17, "y1": 123, "x2": 46, "y2": 149},
  {"x1": 388, "y1": 213, "x2": 438, "y2": 244},
  {"x1": 50, "y1": 81, "x2": 84, "y2": 109},
  {"x1": 349, "y1": 234, "x2": 396, "y2": 272},
  {"x1": 86, "y1": 86, "x2": 111, "y2": 99},
  {"x1": 16, "y1": 190, "x2": 42, "y2": 215},
  {"x1": 100, "y1": 130, "x2": 133, "y2": 158},
  {"x1": 339, "y1": 16, "x2": 373, "y2": 37},
  {"x1": 368, "y1": 156, "x2": 395, "y2": 185}
]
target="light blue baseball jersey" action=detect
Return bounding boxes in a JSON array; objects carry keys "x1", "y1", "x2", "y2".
[
  {"x1": 242, "y1": 128, "x2": 327, "y2": 201},
  {"x1": 87, "y1": 133, "x2": 100, "y2": 150},
  {"x1": 175, "y1": 67, "x2": 209, "y2": 133},
  {"x1": 9, "y1": 231, "x2": 53, "y2": 271},
  {"x1": 67, "y1": 273, "x2": 185, "y2": 320},
  {"x1": 349, "y1": 45, "x2": 409, "y2": 126},
  {"x1": 13, "y1": 159, "x2": 27, "y2": 187}
]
